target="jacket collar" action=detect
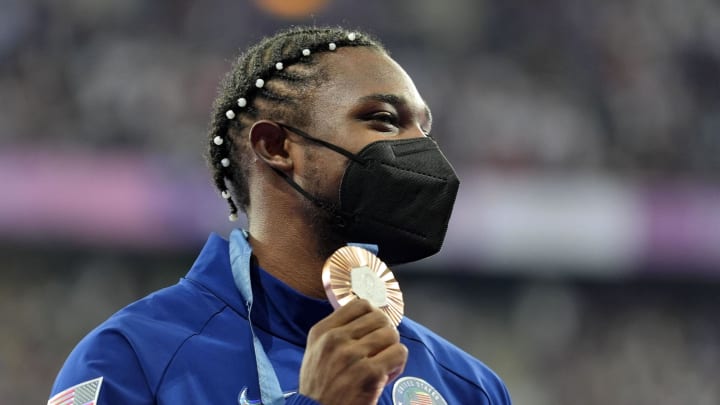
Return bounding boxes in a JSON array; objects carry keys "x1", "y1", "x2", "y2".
[{"x1": 185, "y1": 232, "x2": 333, "y2": 347}]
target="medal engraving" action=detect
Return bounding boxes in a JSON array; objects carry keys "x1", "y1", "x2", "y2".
[
  {"x1": 322, "y1": 246, "x2": 404, "y2": 327},
  {"x1": 350, "y1": 266, "x2": 388, "y2": 307}
]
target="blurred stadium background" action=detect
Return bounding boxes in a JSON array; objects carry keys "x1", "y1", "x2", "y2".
[{"x1": 1, "y1": 0, "x2": 719, "y2": 403}]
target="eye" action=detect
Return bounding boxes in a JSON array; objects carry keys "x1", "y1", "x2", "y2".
[{"x1": 367, "y1": 112, "x2": 400, "y2": 132}]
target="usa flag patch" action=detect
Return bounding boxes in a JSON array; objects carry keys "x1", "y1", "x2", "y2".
[{"x1": 48, "y1": 377, "x2": 103, "y2": 405}]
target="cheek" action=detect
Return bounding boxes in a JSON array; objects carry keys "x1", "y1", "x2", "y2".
[
  {"x1": 320, "y1": 156, "x2": 349, "y2": 200},
  {"x1": 301, "y1": 148, "x2": 349, "y2": 200}
]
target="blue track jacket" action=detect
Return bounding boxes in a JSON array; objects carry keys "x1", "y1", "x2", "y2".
[{"x1": 50, "y1": 233, "x2": 511, "y2": 404}]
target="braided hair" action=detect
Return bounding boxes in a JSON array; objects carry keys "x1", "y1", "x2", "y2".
[{"x1": 206, "y1": 27, "x2": 385, "y2": 220}]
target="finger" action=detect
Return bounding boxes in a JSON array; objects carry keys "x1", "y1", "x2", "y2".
[
  {"x1": 354, "y1": 324, "x2": 401, "y2": 357},
  {"x1": 311, "y1": 299, "x2": 375, "y2": 336},
  {"x1": 344, "y1": 309, "x2": 393, "y2": 340},
  {"x1": 366, "y1": 342, "x2": 408, "y2": 385}
]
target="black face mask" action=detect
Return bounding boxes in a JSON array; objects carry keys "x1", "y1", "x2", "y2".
[{"x1": 272, "y1": 123, "x2": 460, "y2": 265}]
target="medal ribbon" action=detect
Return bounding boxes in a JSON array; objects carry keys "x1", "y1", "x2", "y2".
[
  {"x1": 347, "y1": 242, "x2": 379, "y2": 255},
  {"x1": 229, "y1": 229, "x2": 285, "y2": 405},
  {"x1": 229, "y1": 229, "x2": 380, "y2": 405}
]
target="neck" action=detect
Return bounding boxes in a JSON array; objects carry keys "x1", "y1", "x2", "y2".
[{"x1": 246, "y1": 207, "x2": 332, "y2": 300}]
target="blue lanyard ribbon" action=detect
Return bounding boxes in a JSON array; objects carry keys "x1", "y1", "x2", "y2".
[
  {"x1": 229, "y1": 229, "x2": 285, "y2": 405},
  {"x1": 229, "y1": 229, "x2": 380, "y2": 405}
]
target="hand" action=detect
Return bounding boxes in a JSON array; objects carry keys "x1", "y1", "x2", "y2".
[{"x1": 298, "y1": 299, "x2": 408, "y2": 405}]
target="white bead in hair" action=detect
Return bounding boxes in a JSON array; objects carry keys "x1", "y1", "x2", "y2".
[
  {"x1": 221, "y1": 190, "x2": 231, "y2": 199},
  {"x1": 302, "y1": 48, "x2": 311, "y2": 56},
  {"x1": 328, "y1": 42, "x2": 337, "y2": 51},
  {"x1": 213, "y1": 136, "x2": 224, "y2": 146},
  {"x1": 347, "y1": 32, "x2": 357, "y2": 41},
  {"x1": 255, "y1": 78, "x2": 265, "y2": 88},
  {"x1": 275, "y1": 62, "x2": 284, "y2": 70},
  {"x1": 237, "y1": 97, "x2": 247, "y2": 107},
  {"x1": 225, "y1": 110, "x2": 236, "y2": 119},
  {"x1": 221, "y1": 158, "x2": 230, "y2": 167},
  {"x1": 229, "y1": 213, "x2": 239, "y2": 222}
]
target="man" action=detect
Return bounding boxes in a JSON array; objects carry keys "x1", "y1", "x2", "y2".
[{"x1": 49, "y1": 26, "x2": 511, "y2": 405}]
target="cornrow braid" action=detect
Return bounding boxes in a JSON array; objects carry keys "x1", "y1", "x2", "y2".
[{"x1": 206, "y1": 27, "x2": 384, "y2": 221}]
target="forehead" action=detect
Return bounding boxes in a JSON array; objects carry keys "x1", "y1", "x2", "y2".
[{"x1": 310, "y1": 47, "x2": 427, "y2": 117}]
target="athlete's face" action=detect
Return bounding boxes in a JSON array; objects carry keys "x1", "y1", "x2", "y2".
[
  {"x1": 294, "y1": 47, "x2": 433, "y2": 201},
  {"x1": 285, "y1": 47, "x2": 433, "y2": 255}
]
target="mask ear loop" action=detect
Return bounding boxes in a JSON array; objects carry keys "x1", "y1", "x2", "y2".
[
  {"x1": 262, "y1": 123, "x2": 358, "y2": 227},
  {"x1": 277, "y1": 123, "x2": 366, "y2": 165},
  {"x1": 268, "y1": 165, "x2": 352, "y2": 228}
]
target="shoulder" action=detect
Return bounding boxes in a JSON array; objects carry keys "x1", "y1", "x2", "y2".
[
  {"x1": 50, "y1": 279, "x2": 228, "y2": 403},
  {"x1": 103, "y1": 277, "x2": 229, "y2": 367},
  {"x1": 399, "y1": 317, "x2": 511, "y2": 405}
]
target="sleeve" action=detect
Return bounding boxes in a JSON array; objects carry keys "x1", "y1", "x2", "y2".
[
  {"x1": 49, "y1": 328, "x2": 154, "y2": 404},
  {"x1": 495, "y1": 380, "x2": 512, "y2": 405},
  {"x1": 484, "y1": 369, "x2": 512, "y2": 405}
]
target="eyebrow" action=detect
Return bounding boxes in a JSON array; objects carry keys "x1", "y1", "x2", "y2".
[{"x1": 357, "y1": 93, "x2": 433, "y2": 132}]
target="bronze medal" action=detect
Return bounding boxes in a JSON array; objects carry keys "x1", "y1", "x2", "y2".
[{"x1": 322, "y1": 246, "x2": 404, "y2": 327}]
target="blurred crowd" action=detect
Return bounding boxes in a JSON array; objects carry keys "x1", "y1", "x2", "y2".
[
  {"x1": 2, "y1": 0, "x2": 719, "y2": 175},
  {"x1": 2, "y1": 0, "x2": 719, "y2": 404}
]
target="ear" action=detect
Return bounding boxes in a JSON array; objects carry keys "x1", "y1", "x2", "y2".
[{"x1": 249, "y1": 120, "x2": 293, "y2": 172}]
